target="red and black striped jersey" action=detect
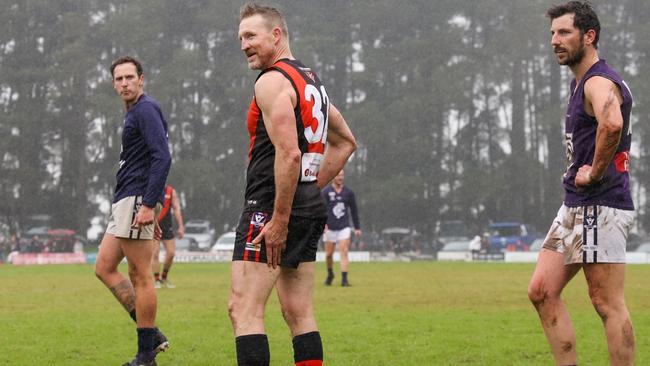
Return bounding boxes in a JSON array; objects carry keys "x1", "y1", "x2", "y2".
[{"x1": 244, "y1": 58, "x2": 328, "y2": 218}]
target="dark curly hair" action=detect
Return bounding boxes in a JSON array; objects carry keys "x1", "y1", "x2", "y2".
[{"x1": 547, "y1": 1, "x2": 600, "y2": 49}]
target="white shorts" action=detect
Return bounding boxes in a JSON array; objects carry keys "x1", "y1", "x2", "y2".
[
  {"x1": 542, "y1": 204, "x2": 634, "y2": 264},
  {"x1": 106, "y1": 196, "x2": 161, "y2": 240},
  {"x1": 323, "y1": 227, "x2": 352, "y2": 243}
]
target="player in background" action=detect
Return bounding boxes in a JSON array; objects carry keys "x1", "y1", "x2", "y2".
[
  {"x1": 153, "y1": 184, "x2": 185, "y2": 289},
  {"x1": 322, "y1": 170, "x2": 361, "y2": 287}
]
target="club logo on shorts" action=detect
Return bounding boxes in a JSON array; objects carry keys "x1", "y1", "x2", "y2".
[
  {"x1": 585, "y1": 213, "x2": 597, "y2": 229},
  {"x1": 251, "y1": 212, "x2": 268, "y2": 228}
]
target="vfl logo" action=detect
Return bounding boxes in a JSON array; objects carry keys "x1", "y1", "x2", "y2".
[
  {"x1": 584, "y1": 213, "x2": 597, "y2": 229},
  {"x1": 250, "y1": 212, "x2": 268, "y2": 228}
]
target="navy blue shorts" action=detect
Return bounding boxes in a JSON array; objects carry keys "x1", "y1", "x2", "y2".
[{"x1": 232, "y1": 210, "x2": 326, "y2": 268}]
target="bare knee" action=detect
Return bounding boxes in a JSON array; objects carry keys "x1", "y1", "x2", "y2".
[
  {"x1": 528, "y1": 280, "x2": 557, "y2": 309},
  {"x1": 166, "y1": 250, "x2": 175, "y2": 260},
  {"x1": 589, "y1": 291, "x2": 616, "y2": 322},
  {"x1": 281, "y1": 299, "x2": 311, "y2": 327},
  {"x1": 95, "y1": 260, "x2": 116, "y2": 282}
]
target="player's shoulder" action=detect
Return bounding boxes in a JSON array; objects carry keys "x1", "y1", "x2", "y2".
[
  {"x1": 132, "y1": 95, "x2": 162, "y2": 115},
  {"x1": 255, "y1": 70, "x2": 291, "y2": 92}
]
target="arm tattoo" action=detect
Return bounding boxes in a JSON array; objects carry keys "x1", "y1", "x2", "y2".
[
  {"x1": 109, "y1": 279, "x2": 136, "y2": 313},
  {"x1": 602, "y1": 90, "x2": 621, "y2": 149}
]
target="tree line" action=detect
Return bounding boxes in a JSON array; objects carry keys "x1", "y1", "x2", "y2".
[{"x1": 1, "y1": 0, "x2": 648, "y2": 239}]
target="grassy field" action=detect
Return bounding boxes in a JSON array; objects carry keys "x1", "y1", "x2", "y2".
[{"x1": 1, "y1": 261, "x2": 649, "y2": 365}]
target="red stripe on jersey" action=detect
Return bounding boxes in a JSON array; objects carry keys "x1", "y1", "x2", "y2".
[
  {"x1": 247, "y1": 98, "x2": 261, "y2": 161},
  {"x1": 295, "y1": 360, "x2": 323, "y2": 366},
  {"x1": 243, "y1": 222, "x2": 255, "y2": 261}
]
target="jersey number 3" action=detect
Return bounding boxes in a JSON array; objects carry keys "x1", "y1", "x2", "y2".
[
  {"x1": 304, "y1": 84, "x2": 329, "y2": 143},
  {"x1": 301, "y1": 84, "x2": 329, "y2": 182}
]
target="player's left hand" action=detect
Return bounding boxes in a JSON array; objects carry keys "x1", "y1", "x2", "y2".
[
  {"x1": 575, "y1": 164, "x2": 598, "y2": 187},
  {"x1": 252, "y1": 218, "x2": 288, "y2": 269},
  {"x1": 132, "y1": 205, "x2": 155, "y2": 228},
  {"x1": 354, "y1": 229, "x2": 362, "y2": 237},
  {"x1": 177, "y1": 226, "x2": 185, "y2": 239}
]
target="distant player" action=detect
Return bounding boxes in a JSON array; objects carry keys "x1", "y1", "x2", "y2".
[
  {"x1": 94, "y1": 56, "x2": 172, "y2": 366},
  {"x1": 528, "y1": 2, "x2": 635, "y2": 365},
  {"x1": 228, "y1": 3, "x2": 357, "y2": 366},
  {"x1": 152, "y1": 184, "x2": 185, "y2": 289},
  {"x1": 322, "y1": 170, "x2": 361, "y2": 287}
]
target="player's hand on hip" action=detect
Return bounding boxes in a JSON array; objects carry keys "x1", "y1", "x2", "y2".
[
  {"x1": 132, "y1": 205, "x2": 155, "y2": 228},
  {"x1": 253, "y1": 218, "x2": 288, "y2": 269},
  {"x1": 575, "y1": 164, "x2": 596, "y2": 187}
]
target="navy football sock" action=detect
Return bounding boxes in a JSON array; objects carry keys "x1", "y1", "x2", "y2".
[{"x1": 136, "y1": 327, "x2": 157, "y2": 362}]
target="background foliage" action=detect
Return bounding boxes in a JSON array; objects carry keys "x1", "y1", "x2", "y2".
[{"x1": 1, "y1": 0, "x2": 649, "y2": 238}]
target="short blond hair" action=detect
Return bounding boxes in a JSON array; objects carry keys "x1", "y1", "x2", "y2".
[{"x1": 239, "y1": 3, "x2": 289, "y2": 38}]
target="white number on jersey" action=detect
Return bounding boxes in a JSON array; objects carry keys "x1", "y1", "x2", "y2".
[{"x1": 301, "y1": 84, "x2": 329, "y2": 182}]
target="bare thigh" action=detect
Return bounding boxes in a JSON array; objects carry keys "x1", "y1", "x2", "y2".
[
  {"x1": 324, "y1": 241, "x2": 335, "y2": 256},
  {"x1": 229, "y1": 261, "x2": 280, "y2": 336},
  {"x1": 529, "y1": 249, "x2": 581, "y2": 300},
  {"x1": 583, "y1": 263, "x2": 626, "y2": 308},
  {"x1": 276, "y1": 262, "x2": 317, "y2": 336},
  {"x1": 96, "y1": 233, "x2": 125, "y2": 274},
  {"x1": 121, "y1": 239, "x2": 156, "y2": 276}
]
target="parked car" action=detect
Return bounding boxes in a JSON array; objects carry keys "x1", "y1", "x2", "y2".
[
  {"x1": 488, "y1": 222, "x2": 538, "y2": 252},
  {"x1": 183, "y1": 220, "x2": 214, "y2": 251},
  {"x1": 435, "y1": 220, "x2": 471, "y2": 246},
  {"x1": 211, "y1": 231, "x2": 237, "y2": 252},
  {"x1": 174, "y1": 237, "x2": 199, "y2": 251},
  {"x1": 439, "y1": 240, "x2": 472, "y2": 252}
]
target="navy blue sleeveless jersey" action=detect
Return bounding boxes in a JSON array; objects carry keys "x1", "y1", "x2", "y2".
[
  {"x1": 563, "y1": 60, "x2": 633, "y2": 210},
  {"x1": 114, "y1": 94, "x2": 171, "y2": 207},
  {"x1": 321, "y1": 185, "x2": 360, "y2": 231},
  {"x1": 244, "y1": 59, "x2": 328, "y2": 218}
]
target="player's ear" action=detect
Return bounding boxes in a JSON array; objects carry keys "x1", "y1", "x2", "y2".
[{"x1": 584, "y1": 29, "x2": 596, "y2": 47}]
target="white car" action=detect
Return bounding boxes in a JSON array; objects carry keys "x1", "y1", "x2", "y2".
[
  {"x1": 183, "y1": 220, "x2": 214, "y2": 251},
  {"x1": 211, "y1": 231, "x2": 236, "y2": 252}
]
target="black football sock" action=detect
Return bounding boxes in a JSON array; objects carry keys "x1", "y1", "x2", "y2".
[
  {"x1": 236, "y1": 334, "x2": 270, "y2": 366},
  {"x1": 293, "y1": 331, "x2": 323, "y2": 366}
]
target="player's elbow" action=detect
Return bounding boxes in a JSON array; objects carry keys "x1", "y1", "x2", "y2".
[
  {"x1": 281, "y1": 148, "x2": 302, "y2": 167},
  {"x1": 345, "y1": 135, "x2": 358, "y2": 156},
  {"x1": 601, "y1": 118, "x2": 622, "y2": 136}
]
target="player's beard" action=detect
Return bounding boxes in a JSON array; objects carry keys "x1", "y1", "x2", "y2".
[{"x1": 560, "y1": 42, "x2": 586, "y2": 67}]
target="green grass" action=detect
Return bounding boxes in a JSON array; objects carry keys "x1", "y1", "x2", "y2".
[{"x1": 1, "y1": 262, "x2": 649, "y2": 365}]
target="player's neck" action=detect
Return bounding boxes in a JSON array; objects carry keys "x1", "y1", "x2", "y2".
[
  {"x1": 333, "y1": 183, "x2": 343, "y2": 192},
  {"x1": 271, "y1": 44, "x2": 293, "y2": 65},
  {"x1": 571, "y1": 49, "x2": 599, "y2": 85},
  {"x1": 125, "y1": 91, "x2": 144, "y2": 111}
]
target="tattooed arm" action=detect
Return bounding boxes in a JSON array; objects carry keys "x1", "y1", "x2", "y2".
[{"x1": 575, "y1": 76, "x2": 624, "y2": 187}]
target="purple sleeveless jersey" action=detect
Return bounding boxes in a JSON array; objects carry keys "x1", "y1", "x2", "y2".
[{"x1": 563, "y1": 60, "x2": 634, "y2": 210}]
